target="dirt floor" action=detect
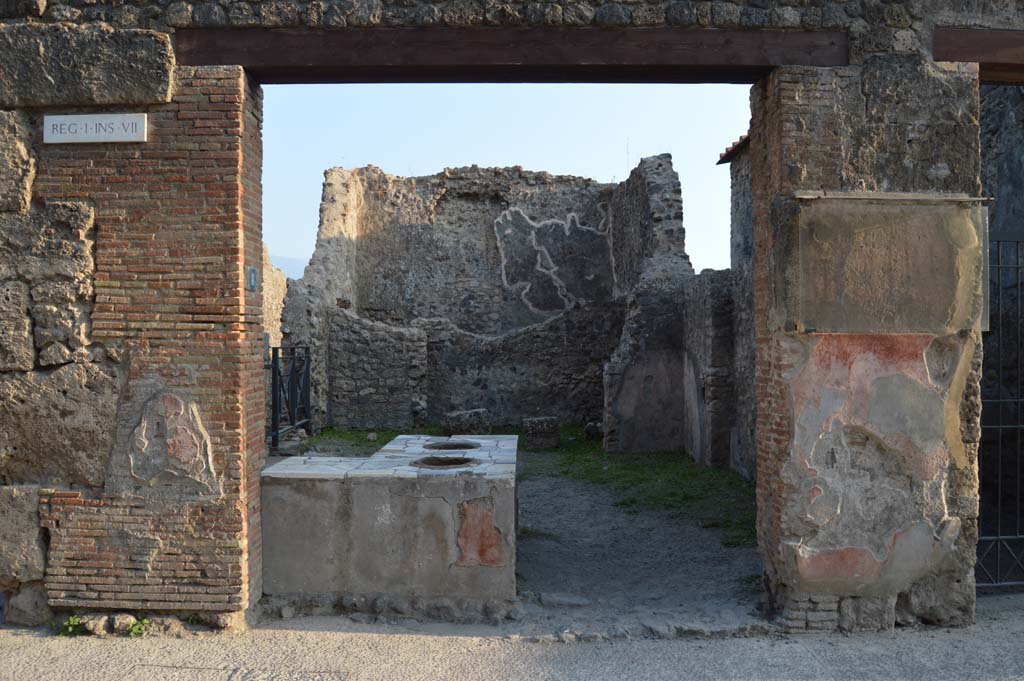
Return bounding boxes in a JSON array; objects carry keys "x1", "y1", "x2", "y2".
[{"x1": 512, "y1": 450, "x2": 765, "y2": 637}]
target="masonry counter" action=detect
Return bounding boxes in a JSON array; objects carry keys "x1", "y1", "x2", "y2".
[{"x1": 261, "y1": 435, "x2": 518, "y2": 619}]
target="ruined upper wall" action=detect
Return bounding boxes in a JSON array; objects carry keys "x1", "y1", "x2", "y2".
[
  {"x1": 607, "y1": 153, "x2": 692, "y2": 294},
  {"x1": 288, "y1": 164, "x2": 618, "y2": 336},
  {"x1": 284, "y1": 160, "x2": 680, "y2": 427},
  {"x1": 3, "y1": 1, "x2": 1024, "y2": 66},
  {"x1": 262, "y1": 243, "x2": 286, "y2": 348}
]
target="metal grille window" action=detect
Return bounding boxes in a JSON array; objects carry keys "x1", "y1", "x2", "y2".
[{"x1": 978, "y1": 235, "x2": 1024, "y2": 588}]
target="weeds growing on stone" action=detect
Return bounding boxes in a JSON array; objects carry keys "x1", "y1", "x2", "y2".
[
  {"x1": 127, "y1": 618, "x2": 150, "y2": 638},
  {"x1": 556, "y1": 426, "x2": 758, "y2": 547},
  {"x1": 56, "y1": 615, "x2": 84, "y2": 637}
]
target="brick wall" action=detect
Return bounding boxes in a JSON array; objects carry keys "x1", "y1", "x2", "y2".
[{"x1": 31, "y1": 66, "x2": 264, "y2": 616}]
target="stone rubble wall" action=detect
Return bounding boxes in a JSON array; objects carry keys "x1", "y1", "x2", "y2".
[
  {"x1": 8, "y1": 1, "x2": 1024, "y2": 67},
  {"x1": 262, "y1": 243, "x2": 286, "y2": 440},
  {"x1": 606, "y1": 153, "x2": 693, "y2": 294},
  {"x1": 285, "y1": 164, "x2": 631, "y2": 429},
  {"x1": 603, "y1": 155, "x2": 736, "y2": 459},
  {"x1": 417, "y1": 302, "x2": 626, "y2": 426},
  {"x1": 290, "y1": 165, "x2": 614, "y2": 337},
  {"x1": 261, "y1": 244, "x2": 286, "y2": 349},
  {"x1": 679, "y1": 269, "x2": 735, "y2": 468},
  {"x1": 0, "y1": 98, "x2": 124, "y2": 624},
  {"x1": 326, "y1": 309, "x2": 427, "y2": 430},
  {"x1": 322, "y1": 299, "x2": 625, "y2": 431}
]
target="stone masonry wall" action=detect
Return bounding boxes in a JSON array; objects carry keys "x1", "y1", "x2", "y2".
[
  {"x1": 327, "y1": 309, "x2": 427, "y2": 430},
  {"x1": 679, "y1": 269, "x2": 735, "y2": 468},
  {"x1": 603, "y1": 155, "x2": 701, "y2": 454},
  {"x1": 418, "y1": 302, "x2": 626, "y2": 426},
  {"x1": 0, "y1": 198, "x2": 122, "y2": 624},
  {"x1": 286, "y1": 164, "x2": 636, "y2": 429},
  {"x1": 9, "y1": 1, "x2": 1024, "y2": 68},
  {"x1": 262, "y1": 243, "x2": 286, "y2": 349},
  {"x1": 0, "y1": 30, "x2": 170, "y2": 623},
  {"x1": 290, "y1": 165, "x2": 614, "y2": 336},
  {"x1": 750, "y1": 56, "x2": 984, "y2": 632}
]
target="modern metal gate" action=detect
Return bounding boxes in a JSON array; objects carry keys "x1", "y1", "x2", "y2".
[
  {"x1": 978, "y1": 233, "x2": 1024, "y2": 588},
  {"x1": 266, "y1": 346, "x2": 312, "y2": 449}
]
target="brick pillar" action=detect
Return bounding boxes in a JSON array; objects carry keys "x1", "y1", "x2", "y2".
[
  {"x1": 33, "y1": 66, "x2": 265, "y2": 620},
  {"x1": 749, "y1": 57, "x2": 984, "y2": 632}
]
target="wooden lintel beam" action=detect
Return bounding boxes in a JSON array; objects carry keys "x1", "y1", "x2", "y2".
[
  {"x1": 934, "y1": 27, "x2": 1024, "y2": 84},
  {"x1": 175, "y1": 27, "x2": 849, "y2": 84}
]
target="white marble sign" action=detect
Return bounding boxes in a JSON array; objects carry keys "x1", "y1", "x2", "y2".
[{"x1": 43, "y1": 113, "x2": 148, "y2": 144}]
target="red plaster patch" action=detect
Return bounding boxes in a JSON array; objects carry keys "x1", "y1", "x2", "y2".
[
  {"x1": 797, "y1": 545, "x2": 883, "y2": 584},
  {"x1": 456, "y1": 497, "x2": 505, "y2": 567},
  {"x1": 790, "y1": 334, "x2": 947, "y2": 479},
  {"x1": 809, "y1": 334, "x2": 932, "y2": 373}
]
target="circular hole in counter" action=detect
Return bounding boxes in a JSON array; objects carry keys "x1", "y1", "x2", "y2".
[
  {"x1": 423, "y1": 441, "x2": 482, "y2": 451},
  {"x1": 411, "y1": 456, "x2": 480, "y2": 469}
]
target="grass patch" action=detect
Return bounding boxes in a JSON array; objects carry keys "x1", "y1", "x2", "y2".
[{"x1": 557, "y1": 426, "x2": 757, "y2": 547}]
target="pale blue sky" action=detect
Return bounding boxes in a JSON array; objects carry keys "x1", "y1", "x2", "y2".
[{"x1": 263, "y1": 83, "x2": 751, "y2": 279}]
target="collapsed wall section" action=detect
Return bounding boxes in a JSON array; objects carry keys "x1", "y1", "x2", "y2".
[{"x1": 284, "y1": 165, "x2": 627, "y2": 429}]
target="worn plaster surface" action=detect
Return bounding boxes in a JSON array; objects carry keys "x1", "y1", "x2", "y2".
[
  {"x1": 751, "y1": 61, "x2": 986, "y2": 631},
  {"x1": 262, "y1": 435, "x2": 517, "y2": 611}
]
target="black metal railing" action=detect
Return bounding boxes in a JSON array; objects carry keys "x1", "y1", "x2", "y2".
[
  {"x1": 978, "y1": 233, "x2": 1024, "y2": 588},
  {"x1": 267, "y1": 346, "x2": 312, "y2": 448}
]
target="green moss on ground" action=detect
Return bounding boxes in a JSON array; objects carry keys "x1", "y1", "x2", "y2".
[
  {"x1": 556, "y1": 426, "x2": 758, "y2": 548},
  {"x1": 305, "y1": 424, "x2": 444, "y2": 450}
]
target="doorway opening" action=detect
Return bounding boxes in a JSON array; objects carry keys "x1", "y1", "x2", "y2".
[{"x1": 256, "y1": 82, "x2": 764, "y2": 635}]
